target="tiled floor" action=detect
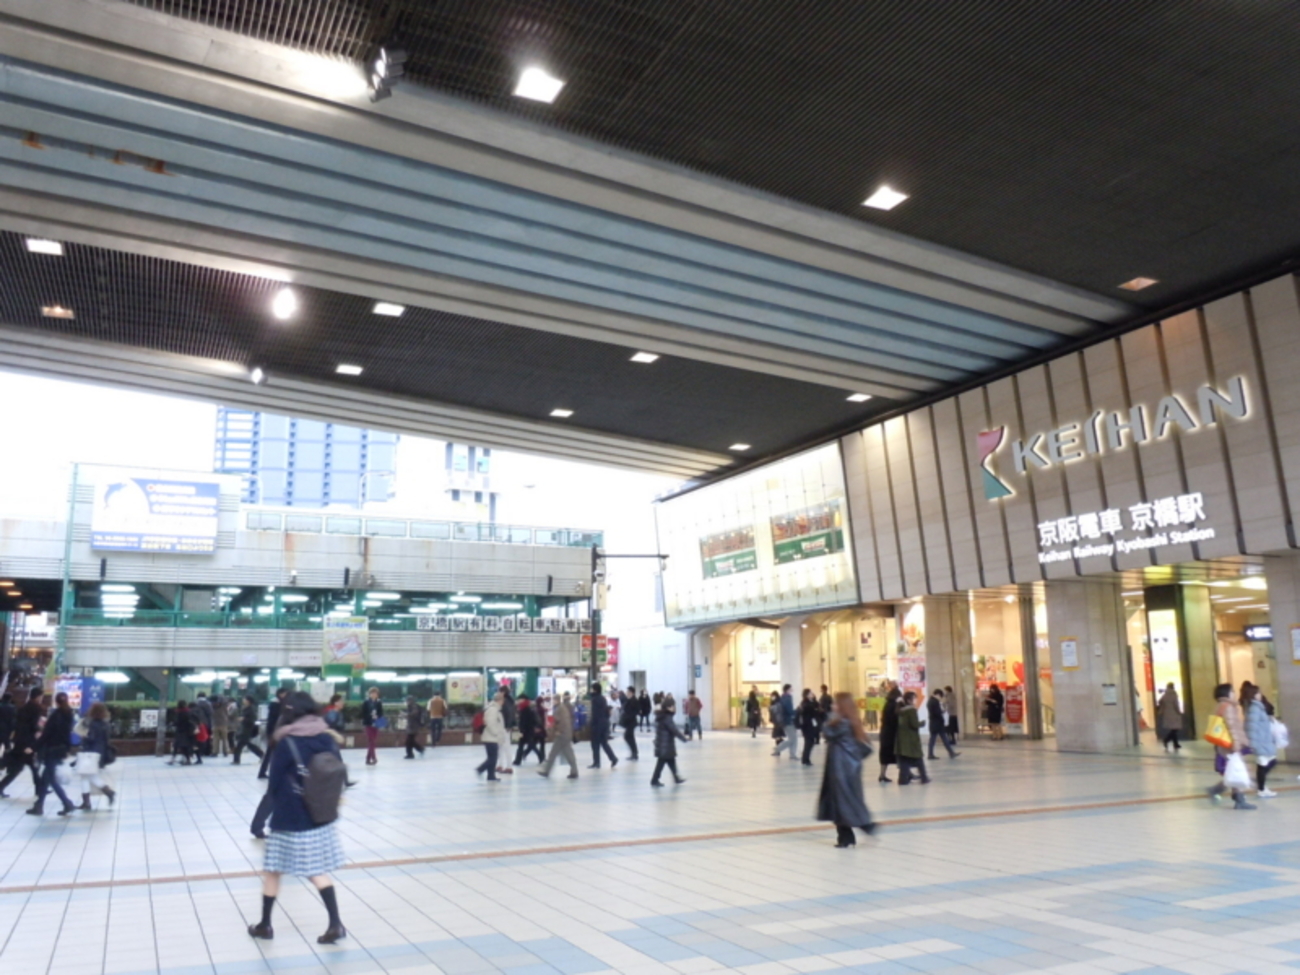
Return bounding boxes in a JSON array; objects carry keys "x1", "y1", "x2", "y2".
[{"x1": 0, "y1": 730, "x2": 1295, "y2": 975}]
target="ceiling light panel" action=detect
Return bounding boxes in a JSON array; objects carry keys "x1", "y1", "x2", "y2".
[
  {"x1": 630, "y1": 352, "x2": 660, "y2": 364},
  {"x1": 271, "y1": 287, "x2": 298, "y2": 320},
  {"x1": 336, "y1": 363, "x2": 364, "y2": 376},
  {"x1": 373, "y1": 302, "x2": 405, "y2": 316},
  {"x1": 846, "y1": 393, "x2": 872, "y2": 402},
  {"x1": 550, "y1": 408, "x2": 574, "y2": 418},
  {"x1": 514, "y1": 66, "x2": 565, "y2": 103},
  {"x1": 729, "y1": 443, "x2": 751, "y2": 451},
  {"x1": 1119, "y1": 277, "x2": 1159, "y2": 291},
  {"x1": 25, "y1": 238, "x2": 63, "y2": 256},
  {"x1": 863, "y1": 185, "x2": 909, "y2": 210},
  {"x1": 41, "y1": 305, "x2": 74, "y2": 319}
]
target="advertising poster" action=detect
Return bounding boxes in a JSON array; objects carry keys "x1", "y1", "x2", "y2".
[
  {"x1": 322, "y1": 616, "x2": 369, "y2": 671},
  {"x1": 1005, "y1": 685, "x2": 1025, "y2": 724},
  {"x1": 699, "y1": 527, "x2": 758, "y2": 578},
  {"x1": 770, "y1": 501, "x2": 846, "y2": 564},
  {"x1": 448, "y1": 674, "x2": 483, "y2": 704},
  {"x1": 91, "y1": 469, "x2": 221, "y2": 553}
]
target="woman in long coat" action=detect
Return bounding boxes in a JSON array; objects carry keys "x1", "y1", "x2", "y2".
[
  {"x1": 817, "y1": 692, "x2": 875, "y2": 848},
  {"x1": 877, "y1": 686, "x2": 901, "y2": 783}
]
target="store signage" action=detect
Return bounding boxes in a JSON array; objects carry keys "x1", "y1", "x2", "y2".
[
  {"x1": 417, "y1": 615, "x2": 590, "y2": 634},
  {"x1": 1244, "y1": 624, "x2": 1273, "y2": 642},
  {"x1": 980, "y1": 377, "x2": 1249, "y2": 499},
  {"x1": 1036, "y1": 492, "x2": 1213, "y2": 564},
  {"x1": 91, "y1": 470, "x2": 222, "y2": 553}
]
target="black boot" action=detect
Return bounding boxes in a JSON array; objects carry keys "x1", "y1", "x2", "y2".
[
  {"x1": 103, "y1": 787, "x2": 116, "y2": 806},
  {"x1": 80, "y1": 794, "x2": 92, "y2": 811}
]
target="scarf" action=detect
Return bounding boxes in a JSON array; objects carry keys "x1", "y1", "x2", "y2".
[{"x1": 273, "y1": 714, "x2": 330, "y2": 743}]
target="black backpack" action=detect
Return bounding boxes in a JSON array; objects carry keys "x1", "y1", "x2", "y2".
[{"x1": 284, "y1": 737, "x2": 348, "y2": 826}]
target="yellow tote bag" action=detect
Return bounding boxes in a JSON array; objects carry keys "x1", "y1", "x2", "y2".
[{"x1": 1204, "y1": 713, "x2": 1233, "y2": 749}]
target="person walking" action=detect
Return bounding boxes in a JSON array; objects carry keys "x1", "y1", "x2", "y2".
[
  {"x1": 513, "y1": 696, "x2": 546, "y2": 766},
  {"x1": 817, "y1": 692, "x2": 875, "y2": 847},
  {"x1": 170, "y1": 700, "x2": 198, "y2": 766},
  {"x1": 1242, "y1": 682, "x2": 1278, "y2": 798},
  {"x1": 428, "y1": 692, "x2": 447, "y2": 747},
  {"x1": 896, "y1": 691, "x2": 930, "y2": 785},
  {"x1": 538, "y1": 691, "x2": 579, "y2": 779},
  {"x1": 403, "y1": 695, "x2": 427, "y2": 759},
  {"x1": 985, "y1": 685, "x2": 1006, "y2": 740},
  {"x1": 259, "y1": 688, "x2": 289, "y2": 778},
  {"x1": 683, "y1": 690, "x2": 704, "y2": 741},
  {"x1": 1207, "y1": 682, "x2": 1254, "y2": 810},
  {"x1": 620, "y1": 686, "x2": 640, "y2": 760},
  {"x1": 211, "y1": 695, "x2": 231, "y2": 759},
  {"x1": 746, "y1": 687, "x2": 762, "y2": 737},
  {"x1": 777, "y1": 684, "x2": 799, "y2": 760},
  {"x1": 29, "y1": 691, "x2": 77, "y2": 816},
  {"x1": 943, "y1": 686, "x2": 960, "y2": 742},
  {"x1": 0, "y1": 689, "x2": 42, "y2": 797},
  {"x1": 246, "y1": 692, "x2": 347, "y2": 945},
  {"x1": 1157, "y1": 683, "x2": 1183, "y2": 753},
  {"x1": 768, "y1": 691, "x2": 786, "y2": 754},
  {"x1": 194, "y1": 693, "x2": 215, "y2": 759},
  {"x1": 638, "y1": 690, "x2": 652, "y2": 731},
  {"x1": 75, "y1": 701, "x2": 116, "y2": 810},
  {"x1": 818, "y1": 685, "x2": 834, "y2": 719},
  {"x1": 0, "y1": 693, "x2": 15, "y2": 760},
  {"x1": 587, "y1": 683, "x2": 618, "y2": 769},
  {"x1": 878, "y1": 686, "x2": 900, "y2": 783},
  {"x1": 476, "y1": 689, "x2": 507, "y2": 781},
  {"x1": 361, "y1": 687, "x2": 383, "y2": 766},
  {"x1": 651, "y1": 695, "x2": 687, "y2": 786},
  {"x1": 233, "y1": 695, "x2": 265, "y2": 765},
  {"x1": 927, "y1": 689, "x2": 958, "y2": 759},
  {"x1": 797, "y1": 689, "x2": 821, "y2": 766}
]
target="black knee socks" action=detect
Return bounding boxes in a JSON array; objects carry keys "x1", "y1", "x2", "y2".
[
  {"x1": 260, "y1": 894, "x2": 276, "y2": 926},
  {"x1": 320, "y1": 885, "x2": 341, "y2": 928}
]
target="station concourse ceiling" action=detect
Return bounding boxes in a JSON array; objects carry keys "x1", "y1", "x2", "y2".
[{"x1": 0, "y1": 1, "x2": 1297, "y2": 480}]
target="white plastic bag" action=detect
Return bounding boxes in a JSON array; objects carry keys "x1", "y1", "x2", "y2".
[
  {"x1": 54, "y1": 760, "x2": 74, "y2": 788},
  {"x1": 1272, "y1": 718, "x2": 1289, "y2": 751},
  {"x1": 1223, "y1": 752, "x2": 1251, "y2": 791}
]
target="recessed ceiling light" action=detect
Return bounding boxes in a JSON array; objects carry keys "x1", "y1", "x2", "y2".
[
  {"x1": 18, "y1": 603, "x2": 32, "y2": 610},
  {"x1": 862, "y1": 185, "x2": 909, "y2": 210},
  {"x1": 514, "y1": 66, "x2": 565, "y2": 103},
  {"x1": 373, "y1": 301, "x2": 405, "y2": 317},
  {"x1": 550, "y1": 408, "x2": 574, "y2": 418},
  {"x1": 249, "y1": 367, "x2": 265, "y2": 385},
  {"x1": 271, "y1": 287, "x2": 298, "y2": 320},
  {"x1": 1119, "y1": 277, "x2": 1158, "y2": 291},
  {"x1": 6, "y1": 590, "x2": 21, "y2": 597},
  {"x1": 336, "y1": 364, "x2": 364, "y2": 376},
  {"x1": 729, "y1": 443, "x2": 751, "y2": 452},
  {"x1": 630, "y1": 352, "x2": 660, "y2": 364},
  {"x1": 25, "y1": 238, "x2": 63, "y2": 256},
  {"x1": 41, "y1": 305, "x2": 74, "y2": 319},
  {"x1": 846, "y1": 393, "x2": 873, "y2": 403}
]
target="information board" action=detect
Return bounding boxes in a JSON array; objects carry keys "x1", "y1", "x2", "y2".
[{"x1": 90, "y1": 469, "x2": 221, "y2": 553}]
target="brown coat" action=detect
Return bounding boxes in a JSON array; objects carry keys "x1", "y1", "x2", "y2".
[{"x1": 1215, "y1": 698, "x2": 1248, "y2": 753}]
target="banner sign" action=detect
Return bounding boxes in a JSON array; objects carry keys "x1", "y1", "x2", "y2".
[
  {"x1": 323, "y1": 616, "x2": 368, "y2": 671},
  {"x1": 699, "y1": 527, "x2": 758, "y2": 578},
  {"x1": 771, "y1": 502, "x2": 846, "y2": 564},
  {"x1": 417, "y1": 616, "x2": 589, "y2": 633},
  {"x1": 91, "y1": 470, "x2": 221, "y2": 553},
  {"x1": 447, "y1": 674, "x2": 483, "y2": 704}
]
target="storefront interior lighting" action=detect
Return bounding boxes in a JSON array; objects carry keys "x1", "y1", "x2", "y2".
[
  {"x1": 862, "y1": 185, "x2": 909, "y2": 210},
  {"x1": 271, "y1": 287, "x2": 298, "y2": 320},
  {"x1": 373, "y1": 302, "x2": 405, "y2": 316},
  {"x1": 450, "y1": 595, "x2": 482, "y2": 603},
  {"x1": 102, "y1": 584, "x2": 136, "y2": 593},
  {"x1": 514, "y1": 65, "x2": 565, "y2": 103},
  {"x1": 252, "y1": 675, "x2": 270, "y2": 682},
  {"x1": 279, "y1": 594, "x2": 309, "y2": 603},
  {"x1": 481, "y1": 601, "x2": 524, "y2": 610},
  {"x1": 256, "y1": 605, "x2": 274, "y2": 614},
  {"x1": 95, "y1": 672, "x2": 130, "y2": 684},
  {"x1": 366, "y1": 592, "x2": 401, "y2": 600},
  {"x1": 362, "y1": 599, "x2": 383, "y2": 607}
]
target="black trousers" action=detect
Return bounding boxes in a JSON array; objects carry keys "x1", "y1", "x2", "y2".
[
  {"x1": 405, "y1": 732, "x2": 425, "y2": 757},
  {"x1": 623, "y1": 725, "x2": 639, "y2": 759},
  {"x1": 590, "y1": 734, "x2": 617, "y2": 767},
  {"x1": 250, "y1": 789, "x2": 272, "y2": 835},
  {"x1": 1162, "y1": 729, "x2": 1181, "y2": 750},
  {"x1": 233, "y1": 734, "x2": 264, "y2": 763},
  {"x1": 898, "y1": 756, "x2": 929, "y2": 784},
  {"x1": 256, "y1": 741, "x2": 273, "y2": 777},
  {"x1": 0, "y1": 751, "x2": 38, "y2": 794},
  {"x1": 651, "y1": 756, "x2": 680, "y2": 783},
  {"x1": 477, "y1": 742, "x2": 500, "y2": 780},
  {"x1": 514, "y1": 738, "x2": 546, "y2": 765},
  {"x1": 801, "y1": 732, "x2": 817, "y2": 764},
  {"x1": 928, "y1": 728, "x2": 956, "y2": 759}
]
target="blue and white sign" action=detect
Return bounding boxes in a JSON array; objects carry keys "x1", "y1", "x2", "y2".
[{"x1": 91, "y1": 470, "x2": 221, "y2": 553}]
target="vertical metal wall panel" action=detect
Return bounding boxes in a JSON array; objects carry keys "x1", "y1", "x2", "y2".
[
  {"x1": 1120, "y1": 327, "x2": 1195, "y2": 564},
  {"x1": 840, "y1": 432, "x2": 882, "y2": 603},
  {"x1": 1015, "y1": 364, "x2": 1072, "y2": 579},
  {"x1": 863, "y1": 425, "x2": 905, "y2": 600},
  {"x1": 885, "y1": 416, "x2": 927, "y2": 595},
  {"x1": 987, "y1": 375, "x2": 1040, "y2": 582},
  {"x1": 959, "y1": 389, "x2": 1011, "y2": 587},
  {"x1": 907, "y1": 408, "x2": 954, "y2": 594},
  {"x1": 1161, "y1": 308, "x2": 1238, "y2": 559},
  {"x1": 1250, "y1": 275, "x2": 1300, "y2": 535},
  {"x1": 1081, "y1": 338, "x2": 1150, "y2": 572},
  {"x1": 1202, "y1": 291, "x2": 1291, "y2": 553},
  {"x1": 1051, "y1": 352, "x2": 1111, "y2": 576},
  {"x1": 931, "y1": 397, "x2": 983, "y2": 591}
]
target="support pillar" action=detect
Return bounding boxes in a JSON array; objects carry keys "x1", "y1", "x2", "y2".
[
  {"x1": 922, "y1": 597, "x2": 973, "y2": 733},
  {"x1": 1266, "y1": 555, "x2": 1300, "y2": 733}
]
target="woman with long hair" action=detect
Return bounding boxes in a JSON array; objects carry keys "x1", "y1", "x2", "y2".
[
  {"x1": 817, "y1": 692, "x2": 875, "y2": 848},
  {"x1": 76, "y1": 701, "x2": 116, "y2": 809},
  {"x1": 877, "y1": 685, "x2": 901, "y2": 783},
  {"x1": 1240, "y1": 682, "x2": 1277, "y2": 798},
  {"x1": 29, "y1": 691, "x2": 77, "y2": 816}
]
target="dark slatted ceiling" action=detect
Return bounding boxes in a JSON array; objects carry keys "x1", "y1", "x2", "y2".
[
  {"x1": 126, "y1": 0, "x2": 1300, "y2": 308},
  {"x1": 0, "y1": 232, "x2": 880, "y2": 456}
]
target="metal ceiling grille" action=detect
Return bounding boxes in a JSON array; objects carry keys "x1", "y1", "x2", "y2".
[
  {"x1": 123, "y1": 0, "x2": 1300, "y2": 308},
  {"x1": 0, "y1": 232, "x2": 879, "y2": 456}
]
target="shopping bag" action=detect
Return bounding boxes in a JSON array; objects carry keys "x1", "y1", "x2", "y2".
[
  {"x1": 74, "y1": 751, "x2": 101, "y2": 776},
  {"x1": 1272, "y1": 718, "x2": 1290, "y2": 751},
  {"x1": 1203, "y1": 713, "x2": 1233, "y2": 749},
  {"x1": 1223, "y1": 752, "x2": 1251, "y2": 790}
]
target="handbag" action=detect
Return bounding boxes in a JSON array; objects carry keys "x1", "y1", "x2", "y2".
[
  {"x1": 1203, "y1": 713, "x2": 1232, "y2": 749},
  {"x1": 74, "y1": 751, "x2": 102, "y2": 776}
]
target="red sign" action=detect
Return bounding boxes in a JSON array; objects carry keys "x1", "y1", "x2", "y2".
[
  {"x1": 1005, "y1": 685, "x2": 1025, "y2": 724},
  {"x1": 580, "y1": 635, "x2": 609, "y2": 651},
  {"x1": 606, "y1": 637, "x2": 619, "y2": 667}
]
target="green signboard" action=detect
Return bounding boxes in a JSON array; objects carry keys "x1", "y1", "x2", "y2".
[
  {"x1": 772, "y1": 527, "x2": 844, "y2": 564},
  {"x1": 702, "y1": 547, "x2": 759, "y2": 578}
]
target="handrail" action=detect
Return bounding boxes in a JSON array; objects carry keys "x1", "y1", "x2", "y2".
[
  {"x1": 241, "y1": 507, "x2": 603, "y2": 547},
  {"x1": 66, "y1": 608, "x2": 544, "y2": 631}
]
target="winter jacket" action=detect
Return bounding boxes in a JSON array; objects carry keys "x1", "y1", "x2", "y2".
[
  {"x1": 193, "y1": 697, "x2": 214, "y2": 732},
  {"x1": 895, "y1": 704, "x2": 923, "y2": 760},
  {"x1": 639, "y1": 695, "x2": 652, "y2": 717},
  {"x1": 480, "y1": 701, "x2": 509, "y2": 747},
  {"x1": 518, "y1": 702, "x2": 541, "y2": 742},
  {"x1": 361, "y1": 698, "x2": 383, "y2": 727},
  {"x1": 174, "y1": 708, "x2": 197, "y2": 747},
  {"x1": 267, "y1": 721, "x2": 340, "y2": 833},
  {"x1": 817, "y1": 717, "x2": 873, "y2": 828},
  {"x1": 780, "y1": 692, "x2": 796, "y2": 727},
  {"x1": 1245, "y1": 700, "x2": 1275, "y2": 759},
  {"x1": 1157, "y1": 689, "x2": 1182, "y2": 732},
  {"x1": 81, "y1": 717, "x2": 111, "y2": 758},
  {"x1": 36, "y1": 706, "x2": 74, "y2": 760},
  {"x1": 1214, "y1": 697, "x2": 1247, "y2": 754},
  {"x1": 11, "y1": 699, "x2": 42, "y2": 752},
  {"x1": 405, "y1": 699, "x2": 426, "y2": 730},
  {"x1": 926, "y1": 695, "x2": 945, "y2": 731},
  {"x1": 589, "y1": 692, "x2": 611, "y2": 737},
  {"x1": 239, "y1": 703, "x2": 259, "y2": 738},
  {"x1": 653, "y1": 710, "x2": 687, "y2": 759},
  {"x1": 428, "y1": 696, "x2": 448, "y2": 719},
  {"x1": 985, "y1": 688, "x2": 1005, "y2": 724},
  {"x1": 878, "y1": 693, "x2": 900, "y2": 765},
  {"x1": 552, "y1": 701, "x2": 575, "y2": 743},
  {"x1": 0, "y1": 701, "x2": 14, "y2": 746},
  {"x1": 684, "y1": 696, "x2": 703, "y2": 718},
  {"x1": 796, "y1": 698, "x2": 820, "y2": 735}
]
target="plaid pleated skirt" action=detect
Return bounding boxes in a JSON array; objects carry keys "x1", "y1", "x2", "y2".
[{"x1": 263, "y1": 824, "x2": 345, "y2": 877}]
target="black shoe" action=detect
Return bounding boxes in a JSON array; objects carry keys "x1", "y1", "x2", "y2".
[
  {"x1": 674, "y1": 778, "x2": 686, "y2": 784},
  {"x1": 248, "y1": 923, "x2": 273, "y2": 940},
  {"x1": 25, "y1": 805, "x2": 43, "y2": 816},
  {"x1": 404, "y1": 755, "x2": 414, "y2": 760},
  {"x1": 317, "y1": 924, "x2": 346, "y2": 945},
  {"x1": 651, "y1": 780, "x2": 663, "y2": 787},
  {"x1": 251, "y1": 830, "x2": 267, "y2": 840},
  {"x1": 611, "y1": 758, "x2": 619, "y2": 769},
  {"x1": 567, "y1": 774, "x2": 579, "y2": 780},
  {"x1": 256, "y1": 774, "x2": 268, "y2": 780},
  {"x1": 58, "y1": 804, "x2": 76, "y2": 816},
  {"x1": 834, "y1": 840, "x2": 856, "y2": 849},
  {"x1": 588, "y1": 764, "x2": 600, "y2": 769},
  {"x1": 878, "y1": 776, "x2": 891, "y2": 783}
]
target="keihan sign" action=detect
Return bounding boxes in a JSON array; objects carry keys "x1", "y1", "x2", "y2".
[{"x1": 980, "y1": 377, "x2": 1249, "y2": 500}]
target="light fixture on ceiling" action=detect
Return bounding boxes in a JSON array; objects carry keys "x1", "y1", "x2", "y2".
[
  {"x1": 373, "y1": 301, "x2": 405, "y2": 317},
  {"x1": 369, "y1": 44, "x2": 408, "y2": 102},
  {"x1": 19, "y1": 603, "x2": 32, "y2": 611},
  {"x1": 41, "y1": 304, "x2": 74, "y2": 319},
  {"x1": 6, "y1": 590, "x2": 21, "y2": 597},
  {"x1": 729, "y1": 443, "x2": 751, "y2": 452},
  {"x1": 862, "y1": 185, "x2": 909, "y2": 210},
  {"x1": 846, "y1": 393, "x2": 873, "y2": 403},
  {"x1": 271, "y1": 287, "x2": 298, "y2": 320},
  {"x1": 630, "y1": 351, "x2": 660, "y2": 364},
  {"x1": 25, "y1": 238, "x2": 63, "y2": 256},
  {"x1": 1240, "y1": 577, "x2": 1268, "y2": 590},
  {"x1": 550, "y1": 408, "x2": 574, "y2": 418},
  {"x1": 249, "y1": 367, "x2": 265, "y2": 385},
  {"x1": 1119, "y1": 277, "x2": 1159, "y2": 291},
  {"x1": 0, "y1": 580, "x2": 13, "y2": 587},
  {"x1": 514, "y1": 66, "x2": 565, "y2": 103},
  {"x1": 336, "y1": 363, "x2": 364, "y2": 376}
]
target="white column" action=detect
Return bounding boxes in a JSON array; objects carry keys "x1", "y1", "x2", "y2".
[{"x1": 1266, "y1": 554, "x2": 1300, "y2": 734}]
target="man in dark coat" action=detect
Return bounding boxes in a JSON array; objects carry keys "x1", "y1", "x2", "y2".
[
  {"x1": 620, "y1": 686, "x2": 640, "y2": 760},
  {"x1": 587, "y1": 683, "x2": 618, "y2": 769},
  {"x1": 0, "y1": 693, "x2": 15, "y2": 759},
  {"x1": 0, "y1": 689, "x2": 44, "y2": 796},
  {"x1": 877, "y1": 687, "x2": 901, "y2": 783},
  {"x1": 927, "y1": 689, "x2": 958, "y2": 759},
  {"x1": 513, "y1": 696, "x2": 546, "y2": 766}
]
